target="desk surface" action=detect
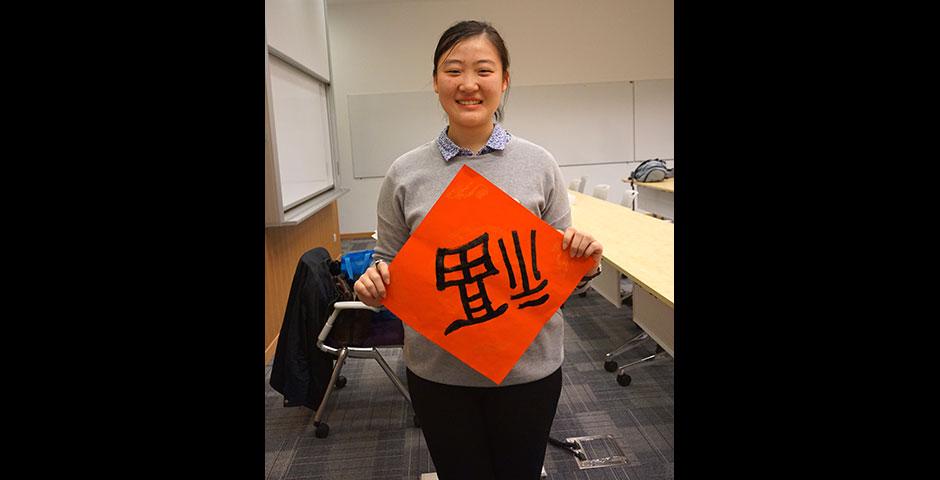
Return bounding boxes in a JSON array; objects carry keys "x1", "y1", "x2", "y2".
[
  {"x1": 621, "y1": 177, "x2": 674, "y2": 193},
  {"x1": 568, "y1": 191, "x2": 674, "y2": 308}
]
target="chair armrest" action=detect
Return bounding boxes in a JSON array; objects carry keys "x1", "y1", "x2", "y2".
[
  {"x1": 333, "y1": 301, "x2": 380, "y2": 312},
  {"x1": 318, "y1": 301, "x2": 382, "y2": 344}
]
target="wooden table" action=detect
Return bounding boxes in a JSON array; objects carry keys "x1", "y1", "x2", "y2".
[
  {"x1": 568, "y1": 191, "x2": 674, "y2": 357},
  {"x1": 622, "y1": 177, "x2": 674, "y2": 221}
]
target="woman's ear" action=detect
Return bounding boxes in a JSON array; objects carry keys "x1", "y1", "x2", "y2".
[
  {"x1": 502, "y1": 69, "x2": 510, "y2": 92},
  {"x1": 433, "y1": 74, "x2": 439, "y2": 94}
]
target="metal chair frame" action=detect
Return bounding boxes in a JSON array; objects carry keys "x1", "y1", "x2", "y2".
[{"x1": 312, "y1": 301, "x2": 415, "y2": 438}]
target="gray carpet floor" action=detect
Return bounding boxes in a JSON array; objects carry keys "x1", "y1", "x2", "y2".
[{"x1": 265, "y1": 239, "x2": 674, "y2": 479}]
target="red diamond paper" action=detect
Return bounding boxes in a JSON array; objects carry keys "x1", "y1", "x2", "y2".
[{"x1": 382, "y1": 165, "x2": 595, "y2": 384}]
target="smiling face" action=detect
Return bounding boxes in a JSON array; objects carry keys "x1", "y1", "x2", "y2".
[{"x1": 433, "y1": 34, "x2": 509, "y2": 133}]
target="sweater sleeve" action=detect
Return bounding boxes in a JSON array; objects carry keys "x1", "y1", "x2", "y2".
[
  {"x1": 373, "y1": 164, "x2": 410, "y2": 265},
  {"x1": 541, "y1": 153, "x2": 572, "y2": 231}
]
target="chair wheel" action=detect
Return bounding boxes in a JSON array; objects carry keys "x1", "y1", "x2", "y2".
[
  {"x1": 335, "y1": 376, "x2": 347, "y2": 389},
  {"x1": 604, "y1": 360, "x2": 618, "y2": 372},
  {"x1": 413, "y1": 415, "x2": 420, "y2": 428},
  {"x1": 617, "y1": 374, "x2": 632, "y2": 386},
  {"x1": 315, "y1": 422, "x2": 330, "y2": 438}
]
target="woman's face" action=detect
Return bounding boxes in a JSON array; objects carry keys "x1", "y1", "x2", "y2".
[{"x1": 433, "y1": 34, "x2": 509, "y2": 132}]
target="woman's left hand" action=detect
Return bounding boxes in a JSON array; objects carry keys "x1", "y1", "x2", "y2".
[{"x1": 561, "y1": 227, "x2": 603, "y2": 270}]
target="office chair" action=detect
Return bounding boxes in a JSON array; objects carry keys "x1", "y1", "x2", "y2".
[
  {"x1": 592, "y1": 184, "x2": 610, "y2": 201},
  {"x1": 311, "y1": 251, "x2": 417, "y2": 438},
  {"x1": 621, "y1": 187, "x2": 638, "y2": 210},
  {"x1": 597, "y1": 250, "x2": 664, "y2": 385},
  {"x1": 600, "y1": 278, "x2": 639, "y2": 375},
  {"x1": 598, "y1": 190, "x2": 648, "y2": 374},
  {"x1": 603, "y1": 187, "x2": 636, "y2": 307},
  {"x1": 614, "y1": 342, "x2": 671, "y2": 386},
  {"x1": 568, "y1": 176, "x2": 588, "y2": 193}
]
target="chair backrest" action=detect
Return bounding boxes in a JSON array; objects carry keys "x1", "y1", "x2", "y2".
[
  {"x1": 308, "y1": 251, "x2": 413, "y2": 438},
  {"x1": 578, "y1": 175, "x2": 588, "y2": 193},
  {"x1": 568, "y1": 179, "x2": 580, "y2": 191},
  {"x1": 592, "y1": 184, "x2": 610, "y2": 200},
  {"x1": 325, "y1": 306, "x2": 404, "y2": 349},
  {"x1": 325, "y1": 249, "x2": 405, "y2": 348},
  {"x1": 621, "y1": 188, "x2": 638, "y2": 209}
]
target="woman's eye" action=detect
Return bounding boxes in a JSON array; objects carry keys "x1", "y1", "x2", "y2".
[
  {"x1": 446, "y1": 70, "x2": 460, "y2": 74},
  {"x1": 479, "y1": 70, "x2": 493, "y2": 75}
]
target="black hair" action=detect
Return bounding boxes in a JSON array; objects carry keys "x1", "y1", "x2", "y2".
[{"x1": 433, "y1": 20, "x2": 510, "y2": 122}]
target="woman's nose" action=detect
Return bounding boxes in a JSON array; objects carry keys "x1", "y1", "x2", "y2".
[{"x1": 459, "y1": 78, "x2": 479, "y2": 91}]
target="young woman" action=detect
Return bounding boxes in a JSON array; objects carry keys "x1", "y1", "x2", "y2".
[{"x1": 354, "y1": 20, "x2": 603, "y2": 480}]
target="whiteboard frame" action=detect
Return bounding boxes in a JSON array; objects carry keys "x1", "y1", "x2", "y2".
[
  {"x1": 268, "y1": 52, "x2": 335, "y2": 210},
  {"x1": 264, "y1": 0, "x2": 345, "y2": 226},
  {"x1": 265, "y1": 0, "x2": 331, "y2": 82}
]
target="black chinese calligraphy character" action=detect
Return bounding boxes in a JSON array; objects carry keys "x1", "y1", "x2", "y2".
[
  {"x1": 497, "y1": 230, "x2": 549, "y2": 309},
  {"x1": 436, "y1": 233, "x2": 509, "y2": 336}
]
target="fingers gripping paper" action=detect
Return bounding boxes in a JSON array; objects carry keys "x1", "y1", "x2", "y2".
[{"x1": 383, "y1": 165, "x2": 595, "y2": 384}]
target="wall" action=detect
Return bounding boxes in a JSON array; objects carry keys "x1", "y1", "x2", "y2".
[
  {"x1": 326, "y1": 0, "x2": 674, "y2": 234},
  {"x1": 265, "y1": 202, "x2": 342, "y2": 363}
]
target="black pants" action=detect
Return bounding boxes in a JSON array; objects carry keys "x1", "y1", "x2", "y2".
[{"x1": 406, "y1": 367, "x2": 563, "y2": 480}]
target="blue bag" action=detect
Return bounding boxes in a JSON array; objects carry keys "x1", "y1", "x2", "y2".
[{"x1": 340, "y1": 249, "x2": 375, "y2": 282}]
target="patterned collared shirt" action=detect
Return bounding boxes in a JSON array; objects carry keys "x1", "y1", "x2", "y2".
[{"x1": 436, "y1": 123, "x2": 511, "y2": 162}]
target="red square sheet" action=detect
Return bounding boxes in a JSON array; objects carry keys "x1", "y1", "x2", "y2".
[{"x1": 383, "y1": 165, "x2": 595, "y2": 384}]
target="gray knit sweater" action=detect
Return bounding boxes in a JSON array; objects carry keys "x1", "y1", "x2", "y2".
[{"x1": 373, "y1": 135, "x2": 573, "y2": 387}]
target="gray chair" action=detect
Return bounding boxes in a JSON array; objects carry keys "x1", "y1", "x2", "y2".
[
  {"x1": 310, "y1": 248, "x2": 422, "y2": 441},
  {"x1": 313, "y1": 301, "x2": 418, "y2": 437},
  {"x1": 567, "y1": 176, "x2": 588, "y2": 193},
  {"x1": 592, "y1": 184, "x2": 610, "y2": 201},
  {"x1": 606, "y1": 331, "x2": 671, "y2": 386},
  {"x1": 600, "y1": 189, "x2": 649, "y2": 378},
  {"x1": 621, "y1": 187, "x2": 638, "y2": 210}
]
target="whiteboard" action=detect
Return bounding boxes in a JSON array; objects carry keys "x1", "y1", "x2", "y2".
[
  {"x1": 502, "y1": 81, "x2": 634, "y2": 167},
  {"x1": 634, "y1": 79, "x2": 674, "y2": 161},
  {"x1": 348, "y1": 90, "x2": 446, "y2": 179},
  {"x1": 265, "y1": 0, "x2": 331, "y2": 81},
  {"x1": 268, "y1": 54, "x2": 335, "y2": 210},
  {"x1": 348, "y1": 81, "x2": 635, "y2": 179}
]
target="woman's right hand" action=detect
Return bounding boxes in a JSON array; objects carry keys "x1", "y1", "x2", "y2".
[{"x1": 354, "y1": 259, "x2": 391, "y2": 308}]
